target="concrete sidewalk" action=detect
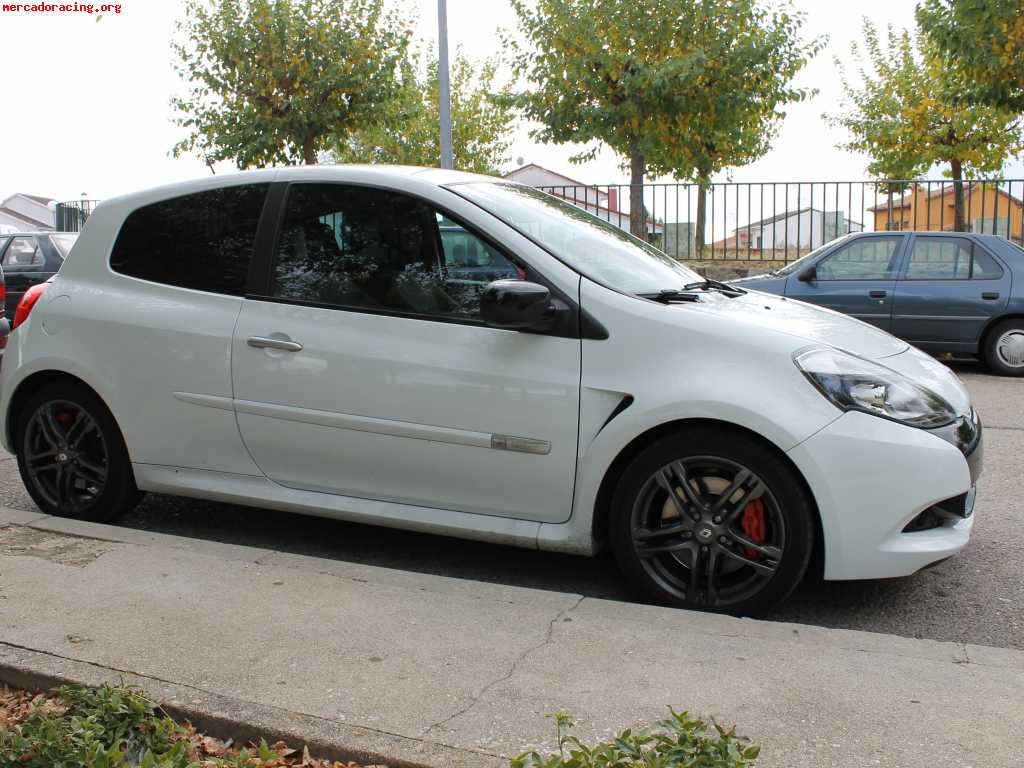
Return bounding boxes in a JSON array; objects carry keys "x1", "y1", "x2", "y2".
[{"x1": 0, "y1": 505, "x2": 1021, "y2": 768}]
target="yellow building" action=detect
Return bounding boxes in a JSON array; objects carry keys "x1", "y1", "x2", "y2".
[{"x1": 868, "y1": 183, "x2": 1023, "y2": 241}]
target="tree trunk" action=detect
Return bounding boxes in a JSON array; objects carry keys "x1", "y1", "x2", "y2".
[
  {"x1": 951, "y1": 159, "x2": 966, "y2": 232},
  {"x1": 302, "y1": 136, "x2": 318, "y2": 165},
  {"x1": 629, "y1": 143, "x2": 646, "y2": 240},
  {"x1": 694, "y1": 173, "x2": 710, "y2": 258}
]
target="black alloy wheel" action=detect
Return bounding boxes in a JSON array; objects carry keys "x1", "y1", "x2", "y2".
[
  {"x1": 609, "y1": 428, "x2": 814, "y2": 615},
  {"x1": 16, "y1": 382, "x2": 142, "y2": 522},
  {"x1": 22, "y1": 400, "x2": 108, "y2": 513}
]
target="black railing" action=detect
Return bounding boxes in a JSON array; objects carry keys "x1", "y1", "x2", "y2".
[
  {"x1": 55, "y1": 199, "x2": 100, "y2": 232},
  {"x1": 535, "y1": 180, "x2": 1024, "y2": 263}
]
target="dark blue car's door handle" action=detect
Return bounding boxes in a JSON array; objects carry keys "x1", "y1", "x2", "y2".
[
  {"x1": 982, "y1": 292, "x2": 1000, "y2": 300},
  {"x1": 868, "y1": 290, "x2": 888, "y2": 299}
]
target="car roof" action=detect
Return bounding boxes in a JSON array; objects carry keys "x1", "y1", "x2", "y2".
[
  {"x1": 0, "y1": 231, "x2": 69, "y2": 237},
  {"x1": 99, "y1": 165, "x2": 498, "y2": 211}
]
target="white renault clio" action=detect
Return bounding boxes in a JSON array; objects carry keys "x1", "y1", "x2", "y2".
[{"x1": 0, "y1": 166, "x2": 982, "y2": 614}]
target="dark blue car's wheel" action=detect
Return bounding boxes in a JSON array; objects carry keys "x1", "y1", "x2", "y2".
[{"x1": 984, "y1": 320, "x2": 1024, "y2": 377}]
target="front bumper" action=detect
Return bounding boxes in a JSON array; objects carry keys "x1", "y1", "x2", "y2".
[{"x1": 787, "y1": 409, "x2": 982, "y2": 581}]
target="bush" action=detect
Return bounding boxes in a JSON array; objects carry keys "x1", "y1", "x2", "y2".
[
  {"x1": 511, "y1": 710, "x2": 760, "y2": 768},
  {"x1": 0, "y1": 684, "x2": 317, "y2": 767}
]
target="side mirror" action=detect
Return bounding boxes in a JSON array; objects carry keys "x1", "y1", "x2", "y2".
[
  {"x1": 797, "y1": 265, "x2": 817, "y2": 283},
  {"x1": 480, "y1": 280, "x2": 552, "y2": 330}
]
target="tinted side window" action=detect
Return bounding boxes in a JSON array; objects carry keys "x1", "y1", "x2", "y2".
[
  {"x1": 271, "y1": 184, "x2": 520, "y2": 321},
  {"x1": 110, "y1": 184, "x2": 269, "y2": 296},
  {"x1": 905, "y1": 237, "x2": 1003, "y2": 280},
  {"x1": 816, "y1": 236, "x2": 901, "y2": 280},
  {"x1": 3, "y1": 236, "x2": 44, "y2": 268}
]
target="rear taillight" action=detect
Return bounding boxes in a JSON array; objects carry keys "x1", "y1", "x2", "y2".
[
  {"x1": 0, "y1": 282, "x2": 6, "y2": 308},
  {"x1": 13, "y1": 282, "x2": 49, "y2": 331}
]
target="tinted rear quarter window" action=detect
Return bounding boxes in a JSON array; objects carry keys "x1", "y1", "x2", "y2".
[{"x1": 110, "y1": 184, "x2": 269, "y2": 296}]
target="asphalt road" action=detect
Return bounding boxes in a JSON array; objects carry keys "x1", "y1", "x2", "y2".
[{"x1": 1, "y1": 362, "x2": 1020, "y2": 649}]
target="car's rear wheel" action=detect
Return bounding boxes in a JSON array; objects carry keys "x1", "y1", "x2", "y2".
[
  {"x1": 983, "y1": 319, "x2": 1024, "y2": 376},
  {"x1": 608, "y1": 428, "x2": 815, "y2": 616},
  {"x1": 15, "y1": 382, "x2": 142, "y2": 523}
]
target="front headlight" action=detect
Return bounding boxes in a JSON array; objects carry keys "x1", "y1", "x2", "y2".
[{"x1": 794, "y1": 347, "x2": 957, "y2": 428}]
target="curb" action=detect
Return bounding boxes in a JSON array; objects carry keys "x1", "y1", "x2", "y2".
[{"x1": 0, "y1": 642, "x2": 502, "y2": 768}]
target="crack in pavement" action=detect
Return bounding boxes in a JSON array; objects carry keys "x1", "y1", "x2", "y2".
[{"x1": 422, "y1": 594, "x2": 586, "y2": 737}]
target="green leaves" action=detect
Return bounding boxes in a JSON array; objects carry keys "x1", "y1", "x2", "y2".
[
  {"x1": 331, "y1": 45, "x2": 515, "y2": 174},
  {"x1": 512, "y1": 709, "x2": 761, "y2": 768},
  {"x1": 0, "y1": 684, "x2": 188, "y2": 768},
  {"x1": 827, "y1": 17, "x2": 1024, "y2": 182},
  {"x1": 917, "y1": 0, "x2": 1024, "y2": 113},
  {"x1": 171, "y1": 0, "x2": 411, "y2": 168},
  {"x1": 504, "y1": 0, "x2": 819, "y2": 238}
]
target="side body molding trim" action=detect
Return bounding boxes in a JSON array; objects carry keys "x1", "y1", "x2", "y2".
[{"x1": 175, "y1": 392, "x2": 551, "y2": 455}]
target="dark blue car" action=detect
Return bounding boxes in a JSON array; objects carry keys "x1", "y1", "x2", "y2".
[{"x1": 735, "y1": 231, "x2": 1024, "y2": 375}]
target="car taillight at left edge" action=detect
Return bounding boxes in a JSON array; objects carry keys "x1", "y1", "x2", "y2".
[
  {"x1": 13, "y1": 281, "x2": 50, "y2": 332},
  {"x1": 0, "y1": 280, "x2": 7, "y2": 352}
]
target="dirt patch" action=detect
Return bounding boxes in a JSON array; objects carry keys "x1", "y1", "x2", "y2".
[{"x1": 0, "y1": 526, "x2": 113, "y2": 567}]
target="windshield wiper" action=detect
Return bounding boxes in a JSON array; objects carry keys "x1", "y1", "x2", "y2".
[
  {"x1": 637, "y1": 289, "x2": 702, "y2": 304},
  {"x1": 682, "y1": 278, "x2": 746, "y2": 297}
]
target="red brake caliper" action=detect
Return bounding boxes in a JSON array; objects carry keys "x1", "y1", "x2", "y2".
[{"x1": 740, "y1": 499, "x2": 766, "y2": 558}]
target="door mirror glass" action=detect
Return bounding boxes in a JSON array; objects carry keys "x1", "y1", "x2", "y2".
[
  {"x1": 797, "y1": 265, "x2": 817, "y2": 283},
  {"x1": 480, "y1": 280, "x2": 551, "y2": 329}
]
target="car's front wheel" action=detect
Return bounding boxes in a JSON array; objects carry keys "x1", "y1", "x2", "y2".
[
  {"x1": 608, "y1": 427, "x2": 815, "y2": 616},
  {"x1": 983, "y1": 319, "x2": 1024, "y2": 376},
  {"x1": 15, "y1": 382, "x2": 142, "y2": 523}
]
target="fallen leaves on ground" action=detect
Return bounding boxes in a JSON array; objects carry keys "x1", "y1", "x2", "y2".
[{"x1": 0, "y1": 684, "x2": 366, "y2": 768}]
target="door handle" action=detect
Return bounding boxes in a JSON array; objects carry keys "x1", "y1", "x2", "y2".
[
  {"x1": 868, "y1": 290, "x2": 888, "y2": 299},
  {"x1": 981, "y1": 292, "x2": 1000, "y2": 300},
  {"x1": 247, "y1": 336, "x2": 303, "y2": 352}
]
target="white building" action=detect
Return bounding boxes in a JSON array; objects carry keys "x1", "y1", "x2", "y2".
[
  {"x1": 503, "y1": 164, "x2": 663, "y2": 238},
  {"x1": 716, "y1": 207, "x2": 863, "y2": 252},
  {"x1": 0, "y1": 193, "x2": 55, "y2": 234}
]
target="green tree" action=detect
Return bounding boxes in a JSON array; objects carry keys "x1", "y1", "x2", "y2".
[
  {"x1": 917, "y1": 0, "x2": 1024, "y2": 113},
  {"x1": 504, "y1": 0, "x2": 819, "y2": 244},
  {"x1": 331, "y1": 47, "x2": 515, "y2": 174},
  {"x1": 171, "y1": 0, "x2": 409, "y2": 168},
  {"x1": 828, "y1": 20, "x2": 1024, "y2": 231}
]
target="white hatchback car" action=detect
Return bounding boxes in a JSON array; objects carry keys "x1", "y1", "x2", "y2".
[{"x1": 0, "y1": 166, "x2": 983, "y2": 614}]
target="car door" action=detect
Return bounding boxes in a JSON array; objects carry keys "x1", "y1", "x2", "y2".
[
  {"x1": 784, "y1": 235, "x2": 906, "y2": 331},
  {"x1": 231, "y1": 182, "x2": 582, "y2": 523},
  {"x1": 1, "y1": 236, "x2": 48, "y2": 317},
  {"x1": 892, "y1": 234, "x2": 1010, "y2": 352}
]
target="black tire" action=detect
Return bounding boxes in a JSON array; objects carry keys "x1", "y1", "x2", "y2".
[
  {"x1": 982, "y1": 319, "x2": 1024, "y2": 376},
  {"x1": 15, "y1": 381, "x2": 142, "y2": 523},
  {"x1": 608, "y1": 427, "x2": 815, "y2": 616}
]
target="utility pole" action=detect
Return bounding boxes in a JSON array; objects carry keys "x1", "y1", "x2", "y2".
[{"x1": 437, "y1": 0, "x2": 453, "y2": 169}]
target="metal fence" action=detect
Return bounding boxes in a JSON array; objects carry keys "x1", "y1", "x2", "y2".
[
  {"x1": 535, "y1": 179, "x2": 1024, "y2": 263},
  {"x1": 55, "y1": 199, "x2": 100, "y2": 232}
]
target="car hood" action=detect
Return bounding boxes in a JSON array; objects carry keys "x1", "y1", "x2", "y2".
[
  {"x1": 686, "y1": 289, "x2": 909, "y2": 358},
  {"x1": 674, "y1": 290, "x2": 971, "y2": 413}
]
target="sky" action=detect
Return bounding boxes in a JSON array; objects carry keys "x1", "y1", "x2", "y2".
[{"x1": 2, "y1": 0, "x2": 1022, "y2": 205}]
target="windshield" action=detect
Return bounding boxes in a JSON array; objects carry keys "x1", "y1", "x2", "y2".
[
  {"x1": 454, "y1": 182, "x2": 700, "y2": 294},
  {"x1": 773, "y1": 234, "x2": 855, "y2": 277},
  {"x1": 49, "y1": 233, "x2": 78, "y2": 259}
]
